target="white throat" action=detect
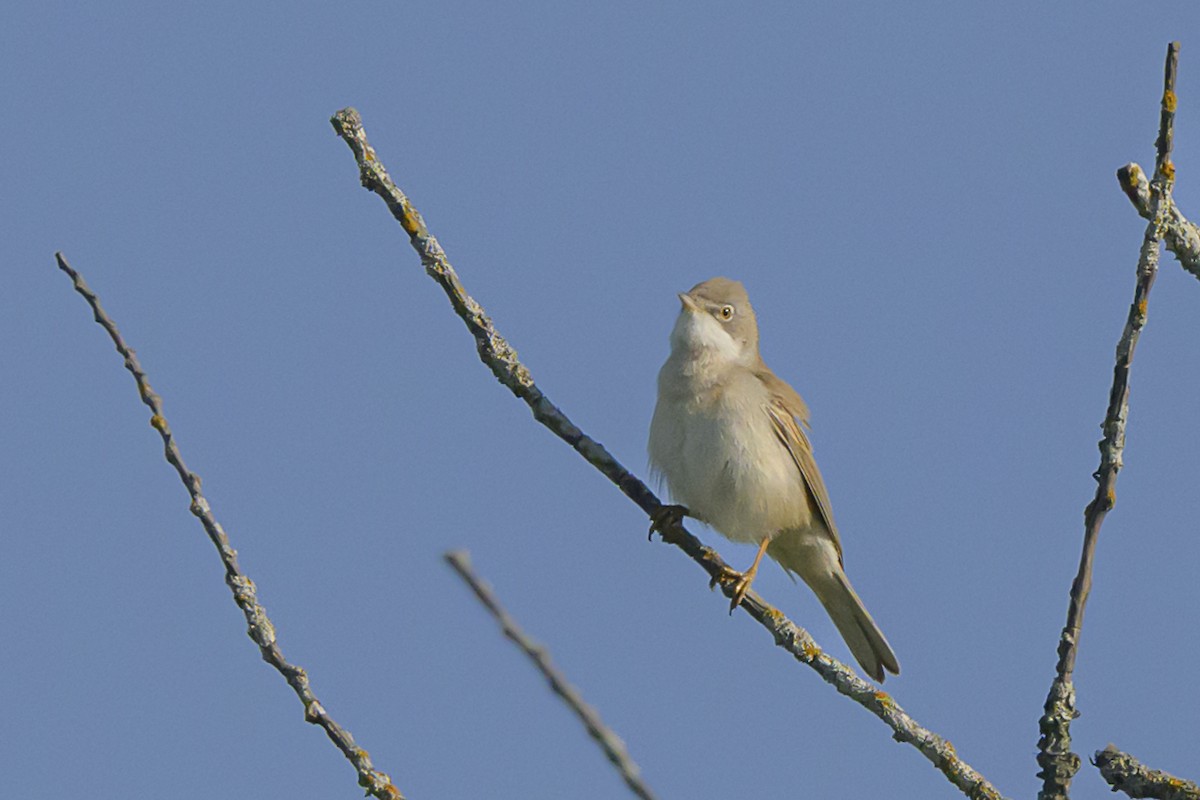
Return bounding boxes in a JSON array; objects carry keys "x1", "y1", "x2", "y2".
[{"x1": 669, "y1": 309, "x2": 749, "y2": 368}]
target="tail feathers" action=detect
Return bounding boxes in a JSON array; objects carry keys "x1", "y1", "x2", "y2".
[{"x1": 812, "y1": 569, "x2": 900, "y2": 682}]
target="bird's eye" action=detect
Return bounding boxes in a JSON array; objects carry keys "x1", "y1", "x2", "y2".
[{"x1": 719, "y1": 305, "x2": 734, "y2": 320}]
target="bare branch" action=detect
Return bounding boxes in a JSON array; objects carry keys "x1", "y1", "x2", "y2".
[
  {"x1": 1036, "y1": 41, "x2": 1179, "y2": 800},
  {"x1": 54, "y1": 253, "x2": 406, "y2": 800},
  {"x1": 445, "y1": 551, "x2": 657, "y2": 800},
  {"x1": 1094, "y1": 745, "x2": 1200, "y2": 800},
  {"x1": 331, "y1": 108, "x2": 1009, "y2": 800},
  {"x1": 1117, "y1": 162, "x2": 1200, "y2": 278}
]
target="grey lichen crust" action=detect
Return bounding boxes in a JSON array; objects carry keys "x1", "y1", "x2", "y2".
[
  {"x1": 1118, "y1": 161, "x2": 1200, "y2": 278},
  {"x1": 1094, "y1": 744, "x2": 1200, "y2": 800}
]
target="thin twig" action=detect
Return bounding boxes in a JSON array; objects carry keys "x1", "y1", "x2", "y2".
[
  {"x1": 331, "y1": 108, "x2": 1009, "y2": 800},
  {"x1": 1094, "y1": 745, "x2": 1200, "y2": 800},
  {"x1": 54, "y1": 253, "x2": 405, "y2": 800},
  {"x1": 445, "y1": 551, "x2": 657, "y2": 800},
  {"x1": 1036, "y1": 42, "x2": 1179, "y2": 800}
]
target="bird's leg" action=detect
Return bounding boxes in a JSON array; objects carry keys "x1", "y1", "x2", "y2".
[
  {"x1": 648, "y1": 504, "x2": 689, "y2": 541},
  {"x1": 711, "y1": 536, "x2": 771, "y2": 613}
]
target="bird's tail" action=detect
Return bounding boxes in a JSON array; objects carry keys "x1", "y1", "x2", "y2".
[
  {"x1": 768, "y1": 532, "x2": 900, "y2": 681},
  {"x1": 809, "y1": 567, "x2": 900, "y2": 682}
]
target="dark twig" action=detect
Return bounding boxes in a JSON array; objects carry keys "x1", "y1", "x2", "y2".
[
  {"x1": 1036, "y1": 42, "x2": 1179, "y2": 800},
  {"x1": 445, "y1": 551, "x2": 657, "y2": 800},
  {"x1": 54, "y1": 253, "x2": 405, "y2": 800},
  {"x1": 332, "y1": 108, "x2": 1008, "y2": 800},
  {"x1": 1094, "y1": 745, "x2": 1200, "y2": 800}
]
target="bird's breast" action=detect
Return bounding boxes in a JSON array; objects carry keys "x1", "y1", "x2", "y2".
[{"x1": 649, "y1": 365, "x2": 812, "y2": 543}]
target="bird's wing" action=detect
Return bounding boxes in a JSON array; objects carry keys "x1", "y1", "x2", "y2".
[{"x1": 758, "y1": 369, "x2": 844, "y2": 564}]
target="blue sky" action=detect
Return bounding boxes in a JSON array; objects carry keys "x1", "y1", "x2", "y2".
[{"x1": 4, "y1": 3, "x2": 1199, "y2": 798}]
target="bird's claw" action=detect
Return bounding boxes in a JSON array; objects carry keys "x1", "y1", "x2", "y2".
[
  {"x1": 648, "y1": 504, "x2": 689, "y2": 541},
  {"x1": 709, "y1": 566, "x2": 754, "y2": 614},
  {"x1": 727, "y1": 573, "x2": 754, "y2": 614}
]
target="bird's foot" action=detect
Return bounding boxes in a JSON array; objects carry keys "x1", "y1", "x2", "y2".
[
  {"x1": 709, "y1": 565, "x2": 757, "y2": 614},
  {"x1": 648, "y1": 504, "x2": 689, "y2": 541}
]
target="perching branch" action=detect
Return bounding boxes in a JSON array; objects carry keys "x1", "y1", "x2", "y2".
[
  {"x1": 331, "y1": 107, "x2": 1008, "y2": 800},
  {"x1": 1094, "y1": 745, "x2": 1200, "y2": 800},
  {"x1": 445, "y1": 551, "x2": 657, "y2": 800},
  {"x1": 54, "y1": 253, "x2": 405, "y2": 800},
  {"x1": 1036, "y1": 42, "x2": 1179, "y2": 800}
]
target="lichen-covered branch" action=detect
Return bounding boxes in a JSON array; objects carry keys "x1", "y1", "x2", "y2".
[
  {"x1": 1117, "y1": 162, "x2": 1200, "y2": 278},
  {"x1": 331, "y1": 107, "x2": 1008, "y2": 800},
  {"x1": 445, "y1": 551, "x2": 657, "y2": 800},
  {"x1": 1094, "y1": 745, "x2": 1200, "y2": 800},
  {"x1": 1036, "y1": 41, "x2": 1179, "y2": 800},
  {"x1": 54, "y1": 253, "x2": 405, "y2": 800}
]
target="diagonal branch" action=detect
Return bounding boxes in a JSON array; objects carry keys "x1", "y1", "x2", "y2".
[
  {"x1": 1094, "y1": 745, "x2": 1200, "y2": 800},
  {"x1": 1036, "y1": 41, "x2": 1179, "y2": 800},
  {"x1": 445, "y1": 551, "x2": 657, "y2": 800},
  {"x1": 54, "y1": 253, "x2": 406, "y2": 800},
  {"x1": 331, "y1": 108, "x2": 1009, "y2": 800}
]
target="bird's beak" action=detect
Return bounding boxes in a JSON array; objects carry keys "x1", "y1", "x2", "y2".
[{"x1": 678, "y1": 292, "x2": 699, "y2": 313}]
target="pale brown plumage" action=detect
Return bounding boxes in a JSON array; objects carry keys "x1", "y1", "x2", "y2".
[{"x1": 649, "y1": 277, "x2": 899, "y2": 680}]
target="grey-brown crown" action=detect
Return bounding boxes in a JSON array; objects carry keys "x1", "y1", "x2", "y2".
[{"x1": 684, "y1": 277, "x2": 760, "y2": 355}]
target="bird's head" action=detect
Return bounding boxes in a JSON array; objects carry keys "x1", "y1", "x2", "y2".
[{"x1": 670, "y1": 277, "x2": 760, "y2": 367}]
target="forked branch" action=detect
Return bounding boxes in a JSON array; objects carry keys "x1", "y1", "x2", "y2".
[
  {"x1": 1117, "y1": 162, "x2": 1200, "y2": 278},
  {"x1": 1036, "y1": 42, "x2": 1183, "y2": 800}
]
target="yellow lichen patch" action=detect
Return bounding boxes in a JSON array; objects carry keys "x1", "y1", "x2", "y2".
[
  {"x1": 401, "y1": 207, "x2": 428, "y2": 237},
  {"x1": 1162, "y1": 160, "x2": 1176, "y2": 181},
  {"x1": 149, "y1": 414, "x2": 167, "y2": 431},
  {"x1": 801, "y1": 641, "x2": 821, "y2": 659},
  {"x1": 873, "y1": 691, "x2": 895, "y2": 711},
  {"x1": 1106, "y1": 486, "x2": 1116, "y2": 506},
  {"x1": 1164, "y1": 90, "x2": 1178, "y2": 112},
  {"x1": 1137, "y1": 298, "x2": 1148, "y2": 317}
]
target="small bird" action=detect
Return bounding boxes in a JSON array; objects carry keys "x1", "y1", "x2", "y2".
[{"x1": 648, "y1": 277, "x2": 899, "y2": 681}]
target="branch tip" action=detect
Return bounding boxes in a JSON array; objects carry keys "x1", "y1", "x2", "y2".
[{"x1": 446, "y1": 550, "x2": 658, "y2": 800}]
